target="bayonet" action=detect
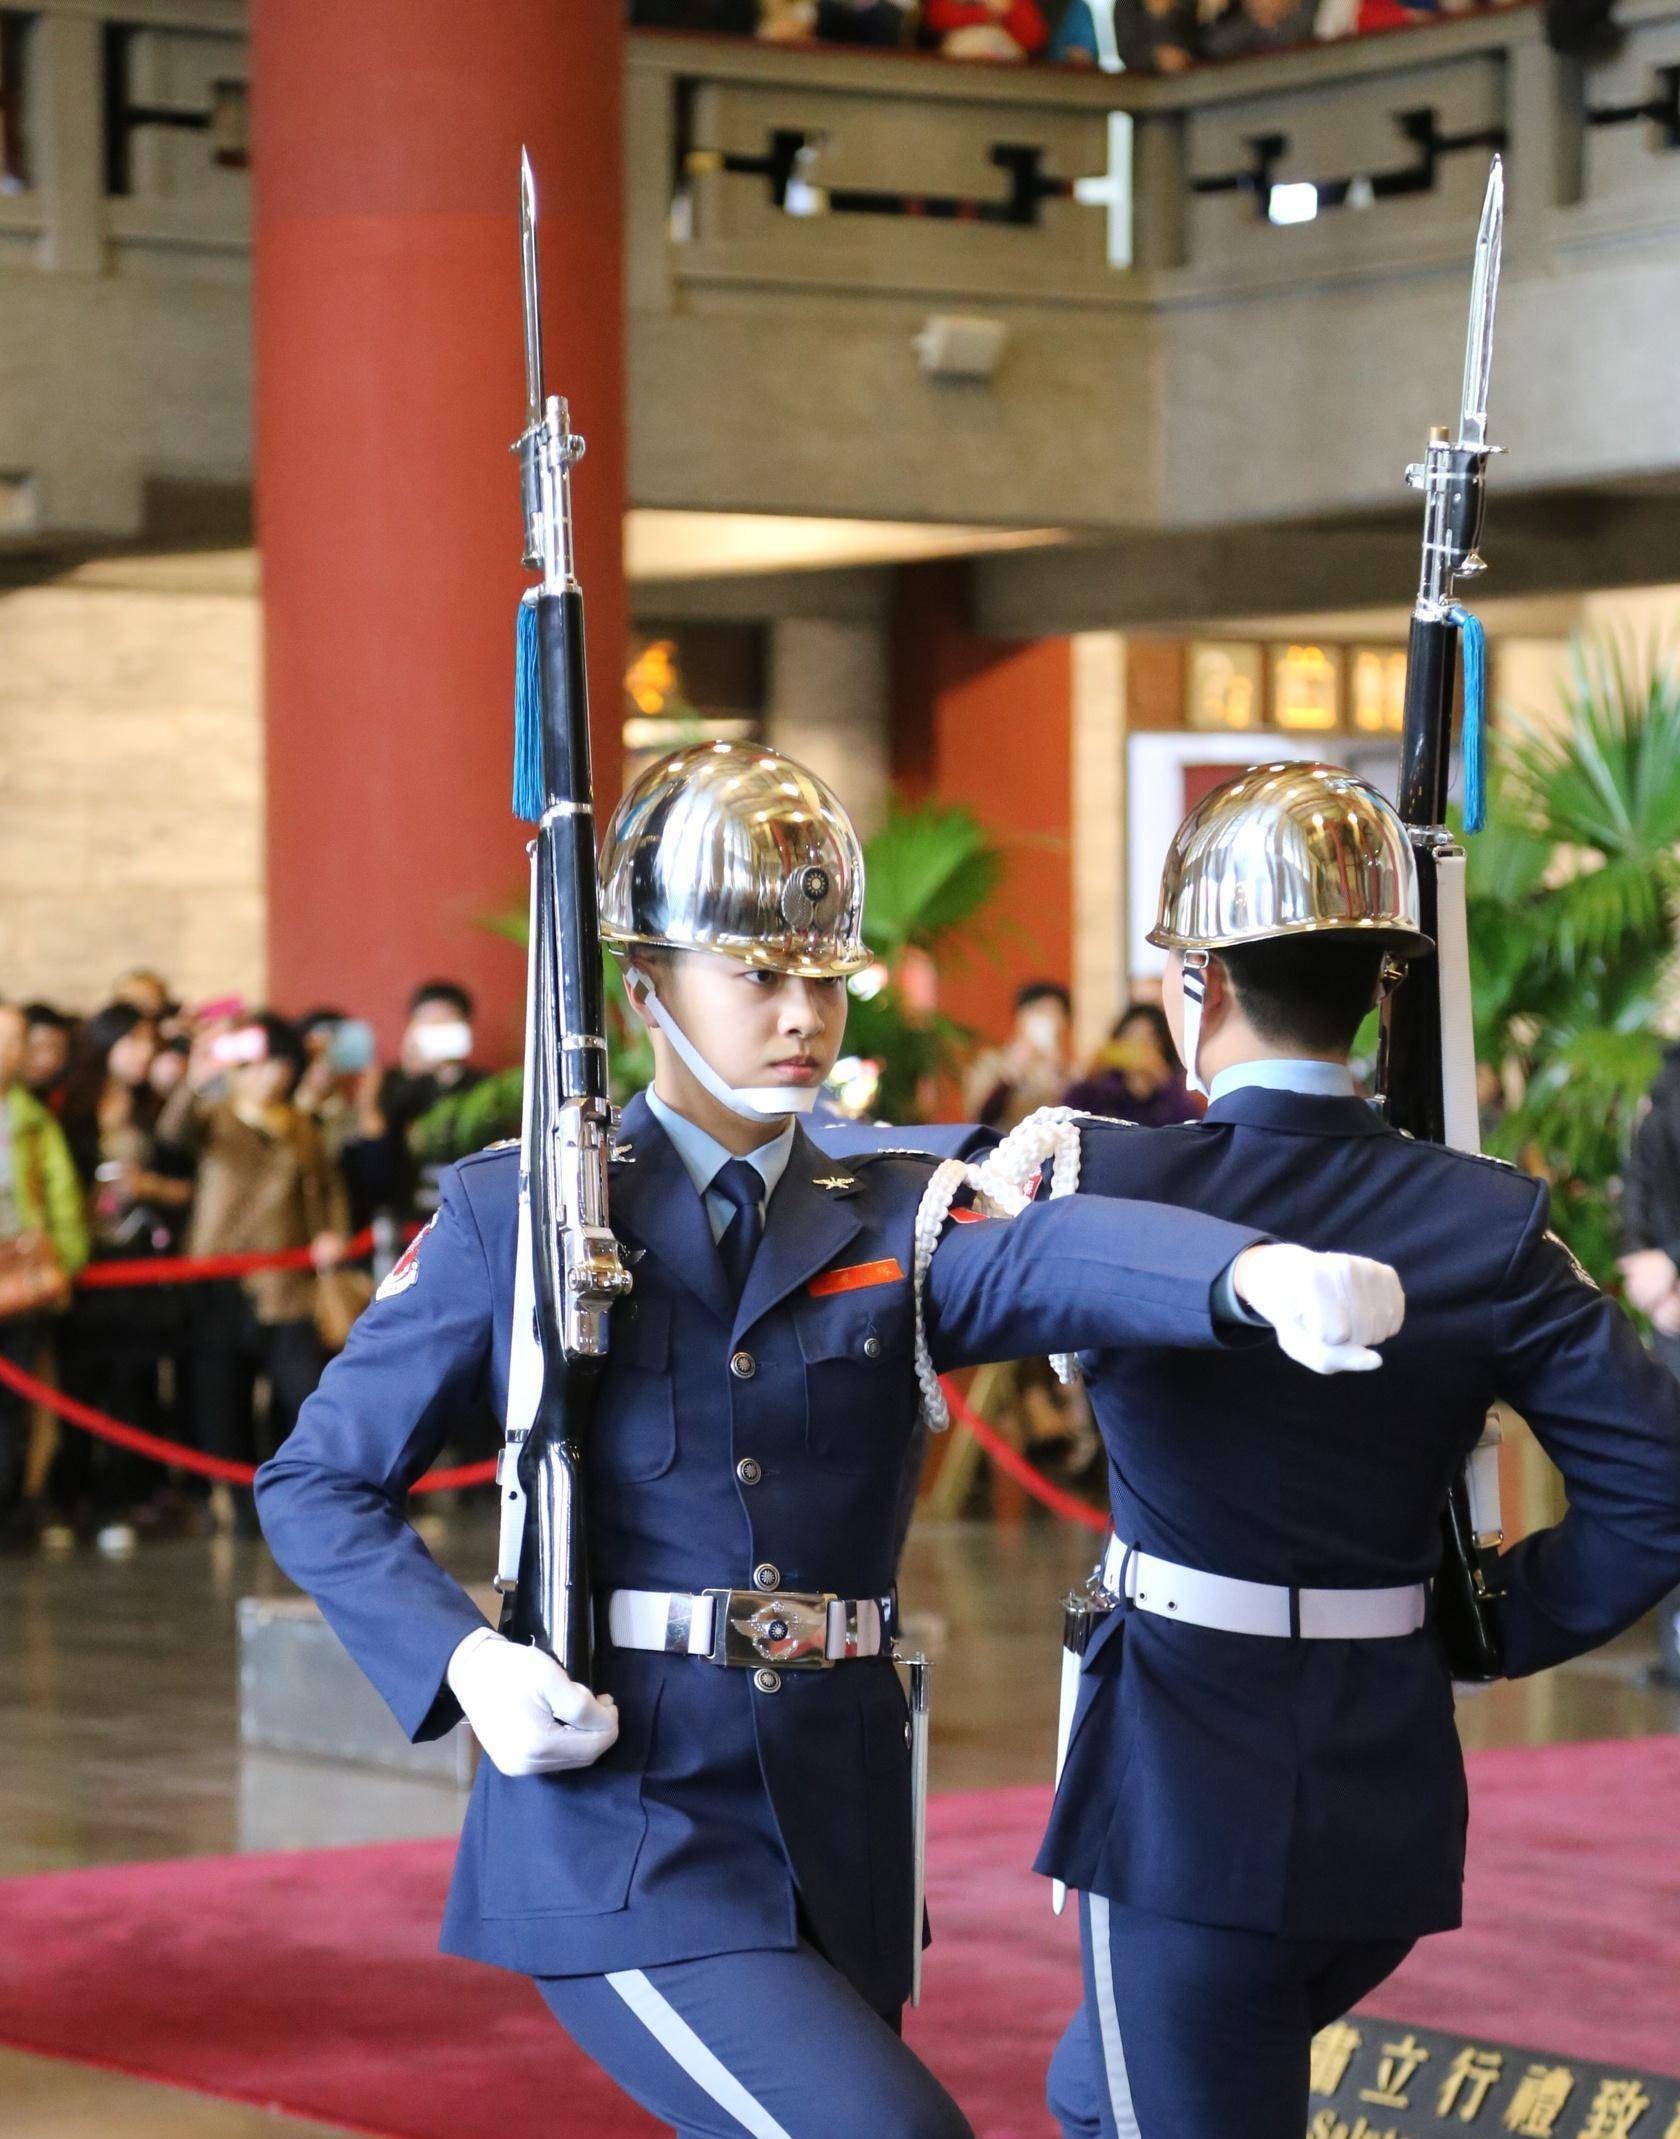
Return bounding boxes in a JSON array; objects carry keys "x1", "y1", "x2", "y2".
[
  {"x1": 1406, "y1": 156, "x2": 1503, "y2": 615},
  {"x1": 1457, "y1": 156, "x2": 1503, "y2": 455},
  {"x1": 515, "y1": 146, "x2": 583, "y2": 594},
  {"x1": 520, "y1": 148, "x2": 545, "y2": 431}
]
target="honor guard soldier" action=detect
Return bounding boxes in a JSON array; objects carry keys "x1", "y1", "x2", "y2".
[
  {"x1": 256, "y1": 743, "x2": 1406, "y2": 2139},
  {"x1": 987, "y1": 764, "x2": 1680, "y2": 2139}
]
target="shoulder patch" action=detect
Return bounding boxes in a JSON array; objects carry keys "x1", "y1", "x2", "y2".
[{"x1": 376, "y1": 1213, "x2": 438, "y2": 1301}]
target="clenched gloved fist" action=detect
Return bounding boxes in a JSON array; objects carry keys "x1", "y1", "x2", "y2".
[
  {"x1": 1230, "y1": 1244, "x2": 1405, "y2": 1375},
  {"x1": 446, "y1": 1626, "x2": 619, "y2": 1777}
]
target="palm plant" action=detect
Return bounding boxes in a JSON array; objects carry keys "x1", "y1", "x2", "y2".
[
  {"x1": 1469, "y1": 637, "x2": 1680, "y2": 1281},
  {"x1": 838, "y1": 800, "x2": 1005, "y2": 1123}
]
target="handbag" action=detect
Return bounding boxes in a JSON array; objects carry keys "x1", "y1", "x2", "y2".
[
  {"x1": 313, "y1": 1265, "x2": 373, "y2": 1353},
  {"x1": 0, "y1": 1230, "x2": 70, "y2": 1323}
]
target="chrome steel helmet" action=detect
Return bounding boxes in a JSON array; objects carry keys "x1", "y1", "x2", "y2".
[
  {"x1": 598, "y1": 741, "x2": 870, "y2": 979},
  {"x1": 1149, "y1": 762, "x2": 1431, "y2": 963}
]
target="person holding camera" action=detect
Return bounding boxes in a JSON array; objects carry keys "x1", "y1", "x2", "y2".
[{"x1": 159, "y1": 1011, "x2": 349, "y2": 1527}]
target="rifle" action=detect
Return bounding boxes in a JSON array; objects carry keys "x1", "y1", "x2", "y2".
[
  {"x1": 493, "y1": 151, "x2": 632, "y2": 1685},
  {"x1": 1376, "y1": 158, "x2": 1507, "y2": 1682}
]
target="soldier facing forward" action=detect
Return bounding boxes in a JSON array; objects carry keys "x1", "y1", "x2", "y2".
[{"x1": 256, "y1": 744, "x2": 1406, "y2": 2139}]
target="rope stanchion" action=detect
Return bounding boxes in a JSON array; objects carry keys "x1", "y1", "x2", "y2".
[
  {"x1": 937, "y1": 1376, "x2": 1107, "y2": 1535},
  {"x1": 75, "y1": 1226, "x2": 384, "y2": 1289},
  {"x1": 0, "y1": 1354, "x2": 1095, "y2": 1527},
  {"x1": 0, "y1": 1355, "x2": 496, "y2": 1496}
]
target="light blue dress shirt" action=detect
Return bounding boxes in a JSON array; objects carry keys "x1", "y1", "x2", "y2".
[
  {"x1": 644, "y1": 1085, "x2": 796, "y2": 1245},
  {"x1": 1208, "y1": 1058, "x2": 1358, "y2": 1102}
]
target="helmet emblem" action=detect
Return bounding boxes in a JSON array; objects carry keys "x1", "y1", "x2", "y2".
[{"x1": 800, "y1": 865, "x2": 830, "y2": 904}]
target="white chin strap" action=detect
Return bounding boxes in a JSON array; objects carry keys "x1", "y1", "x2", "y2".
[
  {"x1": 1179, "y1": 951, "x2": 1211, "y2": 1098},
  {"x1": 627, "y1": 968, "x2": 820, "y2": 1121}
]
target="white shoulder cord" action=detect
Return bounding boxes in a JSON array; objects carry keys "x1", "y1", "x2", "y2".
[{"x1": 909, "y1": 1106, "x2": 1090, "y2": 1427}]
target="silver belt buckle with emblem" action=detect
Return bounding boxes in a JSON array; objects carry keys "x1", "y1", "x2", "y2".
[{"x1": 706, "y1": 1588, "x2": 837, "y2": 1670}]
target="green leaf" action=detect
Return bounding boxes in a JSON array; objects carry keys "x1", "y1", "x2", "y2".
[
  {"x1": 861, "y1": 802, "x2": 1005, "y2": 963},
  {"x1": 1467, "y1": 631, "x2": 1680, "y2": 1282}
]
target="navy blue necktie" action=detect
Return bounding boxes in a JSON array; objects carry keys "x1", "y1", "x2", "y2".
[{"x1": 711, "y1": 1158, "x2": 764, "y2": 1302}]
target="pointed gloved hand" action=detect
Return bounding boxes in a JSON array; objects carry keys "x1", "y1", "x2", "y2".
[
  {"x1": 1230, "y1": 1244, "x2": 1405, "y2": 1375},
  {"x1": 446, "y1": 1626, "x2": 619, "y2": 1777}
]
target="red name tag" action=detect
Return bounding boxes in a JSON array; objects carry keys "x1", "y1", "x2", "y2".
[{"x1": 808, "y1": 1257, "x2": 906, "y2": 1298}]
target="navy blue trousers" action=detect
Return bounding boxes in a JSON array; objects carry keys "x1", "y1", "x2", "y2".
[
  {"x1": 537, "y1": 1940, "x2": 971, "y2": 2139},
  {"x1": 1048, "y1": 1894, "x2": 1413, "y2": 2139}
]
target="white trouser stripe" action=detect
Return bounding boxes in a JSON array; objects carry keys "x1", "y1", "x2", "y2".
[
  {"x1": 1088, "y1": 1895, "x2": 1141, "y2": 2138},
  {"x1": 606, "y1": 1969, "x2": 793, "y2": 2139}
]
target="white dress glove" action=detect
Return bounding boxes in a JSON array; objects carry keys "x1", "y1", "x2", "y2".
[
  {"x1": 1231, "y1": 1244, "x2": 1405, "y2": 1375},
  {"x1": 445, "y1": 1626, "x2": 619, "y2": 1777}
]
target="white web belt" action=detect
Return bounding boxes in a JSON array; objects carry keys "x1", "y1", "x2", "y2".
[{"x1": 1100, "y1": 1533, "x2": 1426, "y2": 1640}]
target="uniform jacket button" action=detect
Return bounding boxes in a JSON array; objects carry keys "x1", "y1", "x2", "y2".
[
  {"x1": 753, "y1": 1562, "x2": 781, "y2": 1591},
  {"x1": 737, "y1": 1457, "x2": 763, "y2": 1486},
  {"x1": 730, "y1": 1350, "x2": 756, "y2": 1379},
  {"x1": 862, "y1": 1335, "x2": 881, "y2": 1359},
  {"x1": 754, "y1": 1668, "x2": 782, "y2": 1694}
]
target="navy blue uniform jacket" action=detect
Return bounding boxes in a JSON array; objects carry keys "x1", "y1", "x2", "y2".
[
  {"x1": 1036, "y1": 1086, "x2": 1680, "y2": 1943},
  {"x1": 255, "y1": 1091, "x2": 1264, "y2": 2008}
]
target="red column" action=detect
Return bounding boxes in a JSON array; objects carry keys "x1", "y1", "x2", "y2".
[
  {"x1": 892, "y1": 563, "x2": 1074, "y2": 1054},
  {"x1": 251, "y1": 0, "x2": 626, "y2": 1061}
]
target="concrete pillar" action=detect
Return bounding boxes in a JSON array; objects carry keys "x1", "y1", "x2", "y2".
[
  {"x1": 251, "y1": 0, "x2": 626, "y2": 1058},
  {"x1": 767, "y1": 617, "x2": 891, "y2": 838}
]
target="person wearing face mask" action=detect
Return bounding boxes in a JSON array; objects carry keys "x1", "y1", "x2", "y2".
[
  {"x1": 159, "y1": 1012, "x2": 350, "y2": 1531},
  {"x1": 380, "y1": 980, "x2": 486, "y2": 1221},
  {"x1": 255, "y1": 743, "x2": 1405, "y2": 2139}
]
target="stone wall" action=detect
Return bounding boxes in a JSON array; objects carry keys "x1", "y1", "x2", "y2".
[{"x1": 0, "y1": 551, "x2": 263, "y2": 1014}]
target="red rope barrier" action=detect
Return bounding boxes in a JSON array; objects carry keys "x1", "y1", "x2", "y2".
[
  {"x1": 937, "y1": 1377, "x2": 1108, "y2": 1535},
  {"x1": 0, "y1": 1355, "x2": 496, "y2": 1495},
  {"x1": 75, "y1": 1226, "x2": 383, "y2": 1289},
  {"x1": 0, "y1": 1352, "x2": 1098, "y2": 1531}
]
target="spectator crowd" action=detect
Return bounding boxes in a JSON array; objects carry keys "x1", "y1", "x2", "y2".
[
  {"x1": 633, "y1": 0, "x2": 1506, "y2": 78},
  {"x1": 0, "y1": 973, "x2": 492, "y2": 1557}
]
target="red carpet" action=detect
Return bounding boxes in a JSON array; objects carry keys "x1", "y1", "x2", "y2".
[{"x1": 0, "y1": 1741, "x2": 1675, "y2": 2137}]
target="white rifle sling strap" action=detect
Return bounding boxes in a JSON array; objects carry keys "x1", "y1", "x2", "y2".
[
  {"x1": 1435, "y1": 847, "x2": 1481, "y2": 1159},
  {"x1": 498, "y1": 851, "x2": 547, "y2": 1593},
  {"x1": 1433, "y1": 847, "x2": 1507, "y2": 1554}
]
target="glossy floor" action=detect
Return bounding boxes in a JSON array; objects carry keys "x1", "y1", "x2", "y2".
[{"x1": 2, "y1": 1516, "x2": 1676, "y2": 2134}]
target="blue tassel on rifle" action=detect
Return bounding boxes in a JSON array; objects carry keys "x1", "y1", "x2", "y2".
[
  {"x1": 1447, "y1": 602, "x2": 1487, "y2": 835},
  {"x1": 513, "y1": 596, "x2": 544, "y2": 824}
]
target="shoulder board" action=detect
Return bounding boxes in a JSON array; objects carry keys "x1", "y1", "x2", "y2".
[
  {"x1": 846, "y1": 1146, "x2": 941, "y2": 1167},
  {"x1": 1386, "y1": 1127, "x2": 1518, "y2": 1174},
  {"x1": 1545, "y1": 1227, "x2": 1600, "y2": 1291},
  {"x1": 456, "y1": 1139, "x2": 520, "y2": 1172}
]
